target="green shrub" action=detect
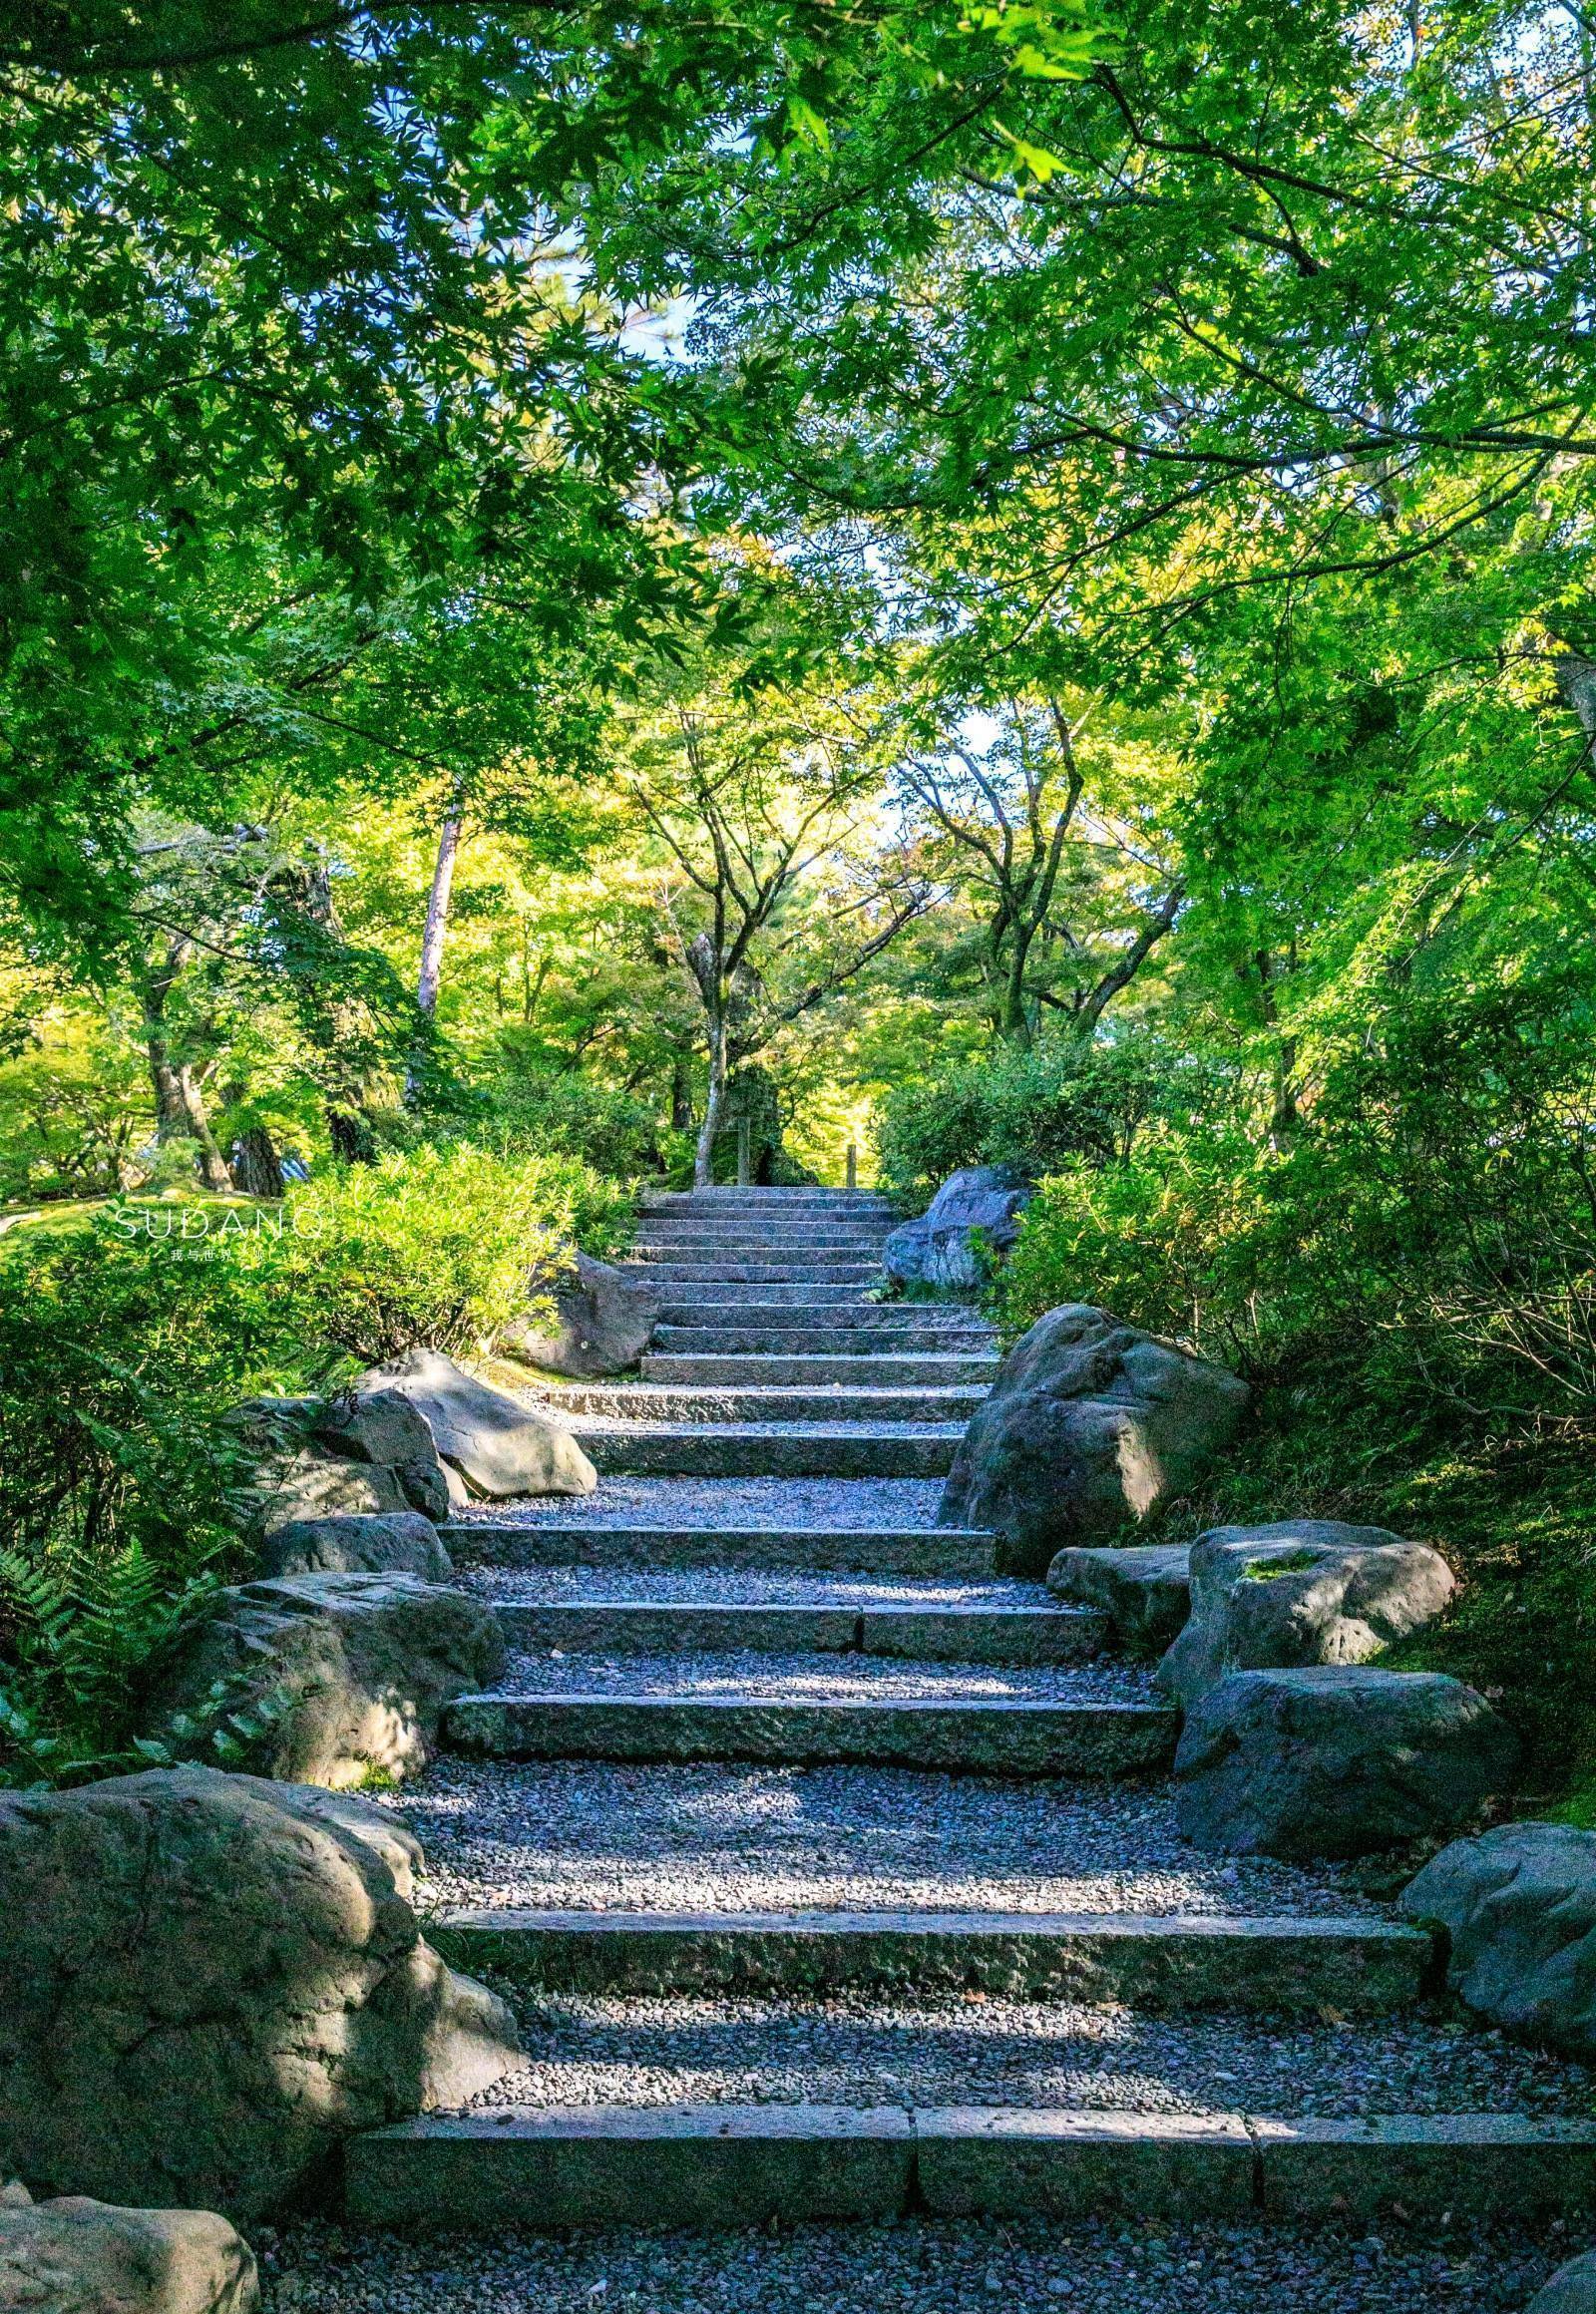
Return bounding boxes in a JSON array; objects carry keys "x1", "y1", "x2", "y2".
[
  {"x1": 474, "y1": 1038, "x2": 662, "y2": 1178},
  {"x1": 874, "y1": 1030, "x2": 1207, "y2": 1208},
  {"x1": 995, "y1": 972, "x2": 1596, "y2": 1795},
  {"x1": 275, "y1": 1143, "x2": 631, "y2": 1363},
  {"x1": 999, "y1": 976, "x2": 1596, "y2": 1413}
]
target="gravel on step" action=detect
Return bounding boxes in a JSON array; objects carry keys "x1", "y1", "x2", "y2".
[
  {"x1": 261, "y1": 2211, "x2": 1583, "y2": 2314},
  {"x1": 554, "y1": 1418, "x2": 970, "y2": 1440},
  {"x1": 466, "y1": 1988, "x2": 1595, "y2": 2121},
  {"x1": 387, "y1": 1760, "x2": 1371, "y2": 1920},
  {"x1": 461, "y1": 1569, "x2": 1052, "y2": 1609},
  {"x1": 489, "y1": 1649, "x2": 1153, "y2": 1705},
  {"x1": 455, "y1": 1478, "x2": 950, "y2": 1530}
]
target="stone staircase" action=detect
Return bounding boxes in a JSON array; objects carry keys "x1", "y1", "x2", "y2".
[{"x1": 347, "y1": 1187, "x2": 1596, "y2": 2240}]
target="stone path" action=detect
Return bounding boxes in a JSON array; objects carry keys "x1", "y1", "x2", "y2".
[{"x1": 298, "y1": 1187, "x2": 1596, "y2": 2306}]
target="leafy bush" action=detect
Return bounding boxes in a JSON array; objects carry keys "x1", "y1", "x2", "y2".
[
  {"x1": 999, "y1": 976, "x2": 1596, "y2": 1412},
  {"x1": 0, "y1": 1216, "x2": 302, "y2": 1782},
  {"x1": 874, "y1": 1030, "x2": 1209, "y2": 1208},
  {"x1": 474, "y1": 1038, "x2": 662, "y2": 1178},
  {"x1": 275, "y1": 1143, "x2": 631, "y2": 1362}
]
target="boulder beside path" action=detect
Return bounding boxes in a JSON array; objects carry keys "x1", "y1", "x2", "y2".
[
  {"x1": 1046, "y1": 1544, "x2": 1193, "y2": 1652},
  {"x1": 503, "y1": 1251, "x2": 664, "y2": 1377},
  {"x1": 1402, "y1": 1820, "x2": 1596, "y2": 2064},
  {"x1": 0, "y1": 1768, "x2": 520, "y2": 2220},
  {"x1": 153, "y1": 1571, "x2": 504, "y2": 1787},
  {"x1": 1155, "y1": 1519, "x2": 1457, "y2": 1709},
  {"x1": 939, "y1": 1304, "x2": 1248, "y2": 1575},
  {"x1": 883, "y1": 1166, "x2": 1033, "y2": 1293},
  {"x1": 1527, "y1": 2250, "x2": 1596, "y2": 2312},
  {"x1": 357, "y1": 1345, "x2": 598, "y2": 1499},
  {"x1": 1174, "y1": 1664, "x2": 1518, "y2": 1859},
  {"x1": 0, "y1": 2183, "x2": 258, "y2": 2314},
  {"x1": 258, "y1": 1509, "x2": 452, "y2": 1582}
]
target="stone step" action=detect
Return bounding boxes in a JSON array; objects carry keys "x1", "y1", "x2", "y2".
[
  {"x1": 654, "y1": 1303, "x2": 991, "y2": 1332},
  {"x1": 652, "y1": 1284, "x2": 882, "y2": 1310},
  {"x1": 443, "y1": 1524, "x2": 998, "y2": 1574},
  {"x1": 489, "y1": 1599, "x2": 1099, "y2": 1662},
  {"x1": 642, "y1": 1352, "x2": 1000, "y2": 1384},
  {"x1": 534, "y1": 1384, "x2": 989, "y2": 1424},
  {"x1": 651, "y1": 1325, "x2": 995, "y2": 1356},
  {"x1": 440, "y1": 1692, "x2": 1177, "y2": 1773},
  {"x1": 638, "y1": 1193, "x2": 897, "y2": 1212},
  {"x1": 344, "y1": 2106, "x2": 1596, "y2": 2231},
  {"x1": 628, "y1": 1231, "x2": 888, "y2": 1249},
  {"x1": 625, "y1": 1260, "x2": 883, "y2": 1283},
  {"x1": 573, "y1": 1423, "x2": 963, "y2": 1478},
  {"x1": 431, "y1": 1906, "x2": 1432, "y2": 2010}
]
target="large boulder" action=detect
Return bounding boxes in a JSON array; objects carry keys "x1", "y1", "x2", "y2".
[
  {"x1": 223, "y1": 1391, "x2": 453, "y2": 1534},
  {"x1": 222, "y1": 1400, "x2": 411, "y2": 1535},
  {"x1": 0, "y1": 1768, "x2": 520, "y2": 2219},
  {"x1": 1529, "y1": 2252, "x2": 1596, "y2": 2313},
  {"x1": 502, "y1": 1252, "x2": 664, "y2": 1378},
  {"x1": 1155, "y1": 1520, "x2": 1457, "y2": 1710},
  {"x1": 154, "y1": 1572, "x2": 504, "y2": 1788},
  {"x1": 1174, "y1": 1666, "x2": 1518, "y2": 1859},
  {"x1": 939, "y1": 1304, "x2": 1249, "y2": 1576},
  {"x1": 311, "y1": 1389, "x2": 452, "y2": 1523},
  {"x1": 0, "y1": 2185, "x2": 257, "y2": 2314},
  {"x1": 356, "y1": 1346, "x2": 597, "y2": 1500},
  {"x1": 884, "y1": 1166, "x2": 1033, "y2": 1293},
  {"x1": 1401, "y1": 1821, "x2": 1596, "y2": 2063},
  {"x1": 1046, "y1": 1544, "x2": 1192, "y2": 1653},
  {"x1": 258, "y1": 1510, "x2": 452, "y2": 1582}
]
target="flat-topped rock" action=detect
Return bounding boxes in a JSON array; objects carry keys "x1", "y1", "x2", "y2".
[{"x1": 1047, "y1": 1545, "x2": 1192, "y2": 1652}]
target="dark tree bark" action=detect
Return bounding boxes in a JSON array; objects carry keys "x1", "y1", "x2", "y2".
[{"x1": 232, "y1": 1125, "x2": 283, "y2": 1198}]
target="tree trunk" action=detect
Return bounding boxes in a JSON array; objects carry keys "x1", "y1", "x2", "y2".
[
  {"x1": 417, "y1": 797, "x2": 465, "y2": 1018},
  {"x1": 328, "y1": 1108, "x2": 377, "y2": 1164},
  {"x1": 142, "y1": 962, "x2": 233, "y2": 1192},
  {"x1": 178, "y1": 1068, "x2": 234, "y2": 1193},
  {"x1": 302, "y1": 858, "x2": 381, "y2": 1161},
  {"x1": 1255, "y1": 948, "x2": 1300, "y2": 1150},
  {"x1": 694, "y1": 1015, "x2": 727, "y2": 1188},
  {"x1": 998, "y1": 923, "x2": 1037, "y2": 1044},
  {"x1": 233, "y1": 1124, "x2": 283, "y2": 1198}
]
